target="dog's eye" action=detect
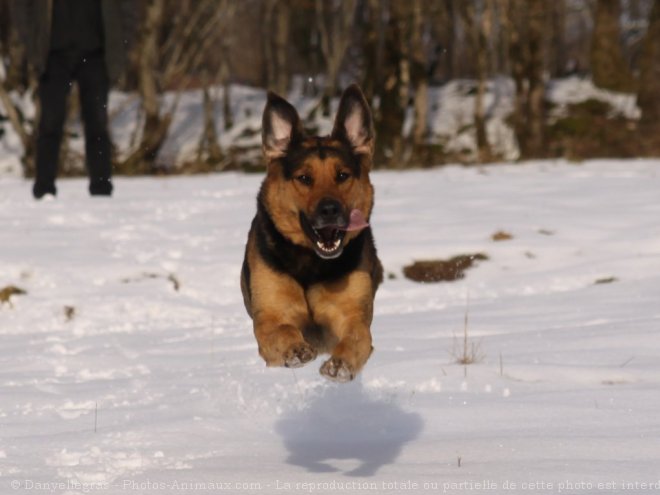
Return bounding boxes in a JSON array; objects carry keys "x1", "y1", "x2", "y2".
[
  {"x1": 296, "y1": 174, "x2": 313, "y2": 186},
  {"x1": 336, "y1": 171, "x2": 351, "y2": 183}
]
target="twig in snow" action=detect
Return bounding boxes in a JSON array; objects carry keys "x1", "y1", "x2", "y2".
[{"x1": 619, "y1": 356, "x2": 635, "y2": 368}]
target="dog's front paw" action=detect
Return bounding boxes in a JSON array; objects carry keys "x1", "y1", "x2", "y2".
[
  {"x1": 284, "y1": 342, "x2": 317, "y2": 368},
  {"x1": 319, "y1": 357, "x2": 355, "y2": 383}
]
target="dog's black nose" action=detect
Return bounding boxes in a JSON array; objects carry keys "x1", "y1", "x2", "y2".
[{"x1": 315, "y1": 198, "x2": 344, "y2": 225}]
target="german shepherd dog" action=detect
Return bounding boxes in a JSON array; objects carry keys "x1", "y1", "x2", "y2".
[{"x1": 241, "y1": 85, "x2": 383, "y2": 382}]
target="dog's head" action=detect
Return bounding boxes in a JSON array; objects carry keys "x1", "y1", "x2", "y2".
[{"x1": 260, "y1": 84, "x2": 375, "y2": 260}]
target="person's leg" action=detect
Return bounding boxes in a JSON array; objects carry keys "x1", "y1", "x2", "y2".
[
  {"x1": 76, "y1": 50, "x2": 113, "y2": 196},
  {"x1": 34, "y1": 51, "x2": 72, "y2": 198}
]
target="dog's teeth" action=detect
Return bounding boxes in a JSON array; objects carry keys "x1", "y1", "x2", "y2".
[{"x1": 316, "y1": 237, "x2": 342, "y2": 253}]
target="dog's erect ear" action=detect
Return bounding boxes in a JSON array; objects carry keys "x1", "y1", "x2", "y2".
[
  {"x1": 331, "y1": 84, "x2": 374, "y2": 157},
  {"x1": 262, "y1": 92, "x2": 303, "y2": 160}
]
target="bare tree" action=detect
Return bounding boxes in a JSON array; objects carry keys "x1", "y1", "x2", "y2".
[
  {"x1": 359, "y1": 0, "x2": 384, "y2": 103},
  {"x1": 591, "y1": 0, "x2": 635, "y2": 91},
  {"x1": 0, "y1": 13, "x2": 34, "y2": 174},
  {"x1": 374, "y1": 1, "x2": 411, "y2": 168},
  {"x1": 263, "y1": 0, "x2": 291, "y2": 95},
  {"x1": 442, "y1": 0, "x2": 458, "y2": 81},
  {"x1": 0, "y1": 0, "x2": 28, "y2": 91},
  {"x1": 459, "y1": 0, "x2": 493, "y2": 161},
  {"x1": 410, "y1": 0, "x2": 428, "y2": 147},
  {"x1": 0, "y1": 80, "x2": 34, "y2": 169},
  {"x1": 548, "y1": 0, "x2": 567, "y2": 77},
  {"x1": 309, "y1": 0, "x2": 357, "y2": 117},
  {"x1": 118, "y1": 0, "x2": 170, "y2": 173},
  {"x1": 197, "y1": 71, "x2": 223, "y2": 167},
  {"x1": 637, "y1": 0, "x2": 660, "y2": 128},
  {"x1": 197, "y1": 0, "x2": 236, "y2": 168},
  {"x1": 119, "y1": 0, "x2": 230, "y2": 173},
  {"x1": 504, "y1": 0, "x2": 546, "y2": 159}
]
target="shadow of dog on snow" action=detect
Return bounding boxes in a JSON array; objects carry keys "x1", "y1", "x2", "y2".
[{"x1": 276, "y1": 381, "x2": 423, "y2": 477}]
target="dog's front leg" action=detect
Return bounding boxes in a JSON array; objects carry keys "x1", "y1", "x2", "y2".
[
  {"x1": 308, "y1": 271, "x2": 375, "y2": 382},
  {"x1": 248, "y1": 261, "x2": 317, "y2": 368}
]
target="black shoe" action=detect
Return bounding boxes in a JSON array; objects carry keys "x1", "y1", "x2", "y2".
[
  {"x1": 33, "y1": 181, "x2": 57, "y2": 199},
  {"x1": 89, "y1": 178, "x2": 113, "y2": 196}
]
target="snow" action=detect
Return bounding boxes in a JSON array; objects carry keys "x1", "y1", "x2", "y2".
[
  {"x1": 426, "y1": 78, "x2": 519, "y2": 161},
  {"x1": 547, "y1": 76, "x2": 641, "y2": 120},
  {"x1": 2, "y1": 159, "x2": 660, "y2": 493}
]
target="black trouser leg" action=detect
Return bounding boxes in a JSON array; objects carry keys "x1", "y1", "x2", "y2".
[
  {"x1": 34, "y1": 51, "x2": 72, "y2": 196},
  {"x1": 76, "y1": 50, "x2": 112, "y2": 193}
]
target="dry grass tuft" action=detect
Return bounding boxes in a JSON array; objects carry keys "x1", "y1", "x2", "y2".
[{"x1": 451, "y1": 296, "x2": 485, "y2": 366}]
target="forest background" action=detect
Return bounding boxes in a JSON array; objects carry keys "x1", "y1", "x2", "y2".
[{"x1": 1, "y1": 0, "x2": 659, "y2": 175}]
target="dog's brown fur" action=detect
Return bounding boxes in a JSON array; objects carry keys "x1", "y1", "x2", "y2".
[{"x1": 241, "y1": 84, "x2": 383, "y2": 382}]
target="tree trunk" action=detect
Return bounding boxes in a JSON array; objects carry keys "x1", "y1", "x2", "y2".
[
  {"x1": 375, "y1": 1, "x2": 409, "y2": 168},
  {"x1": 590, "y1": 0, "x2": 635, "y2": 92},
  {"x1": 1, "y1": 12, "x2": 28, "y2": 91},
  {"x1": 637, "y1": 0, "x2": 660, "y2": 127},
  {"x1": 506, "y1": 0, "x2": 546, "y2": 159},
  {"x1": 312, "y1": 0, "x2": 356, "y2": 117},
  {"x1": 274, "y1": 0, "x2": 290, "y2": 95},
  {"x1": 410, "y1": 0, "x2": 427, "y2": 147},
  {"x1": 0, "y1": 4, "x2": 34, "y2": 175},
  {"x1": 0, "y1": 83, "x2": 29, "y2": 150},
  {"x1": 196, "y1": 0, "x2": 234, "y2": 167},
  {"x1": 494, "y1": 0, "x2": 510, "y2": 75},
  {"x1": 526, "y1": 0, "x2": 545, "y2": 157},
  {"x1": 118, "y1": 0, "x2": 172, "y2": 174},
  {"x1": 0, "y1": 80, "x2": 35, "y2": 174},
  {"x1": 360, "y1": 0, "x2": 383, "y2": 103},
  {"x1": 197, "y1": 71, "x2": 223, "y2": 166},
  {"x1": 221, "y1": 62, "x2": 233, "y2": 132},
  {"x1": 443, "y1": 0, "x2": 457, "y2": 80},
  {"x1": 549, "y1": 0, "x2": 567, "y2": 77},
  {"x1": 459, "y1": 0, "x2": 493, "y2": 162},
  {"x1": 263, "y1": 1, "x2": 275, "y2": 91}
]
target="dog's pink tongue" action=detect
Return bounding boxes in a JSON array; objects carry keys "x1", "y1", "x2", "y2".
[{"x1": 344, "y1": 209, "x2": 369, "y2": 231}]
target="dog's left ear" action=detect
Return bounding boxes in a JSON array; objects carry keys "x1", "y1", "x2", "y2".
[{"x1": 331, "y1": 84, "x2": 374, "y2": 157}]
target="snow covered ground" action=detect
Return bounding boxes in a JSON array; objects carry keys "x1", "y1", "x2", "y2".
[{"x1": 1, "y1": 159, "x2": 660, "y2": 494}]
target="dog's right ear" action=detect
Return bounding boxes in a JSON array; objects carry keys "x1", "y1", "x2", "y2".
[{"x1": 262, "y1": 92, "x2": 303, "y2": 160}]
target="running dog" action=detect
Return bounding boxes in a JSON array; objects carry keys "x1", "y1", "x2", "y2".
[{"x1": 241, "y1": 84, "x2": 383, "y2": 382}]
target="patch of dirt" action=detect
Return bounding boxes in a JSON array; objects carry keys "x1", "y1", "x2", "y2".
[
  {"x1": 403, "y1": 254, "x2": 488, "y2": 283},
  {"x1": 64, "y1": 306, "x2": 76, "y2": 321},
  {"x1": 491, "y1": 230, "x2": 513, "y2": 241},
  {"x1": 0, "y1": 285, "x2": 27, "y2": 307}
]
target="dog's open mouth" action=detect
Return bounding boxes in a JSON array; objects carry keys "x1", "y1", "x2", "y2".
[
  {"x1": 300, "y1": 209, "x2": 370, "y2": 260},
  {"x1": 311, "y1": 226, "x2": 347, "y2": 259},
  {"x1": 300, "y1": 212, "x2": 346, "y2": 259}
]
